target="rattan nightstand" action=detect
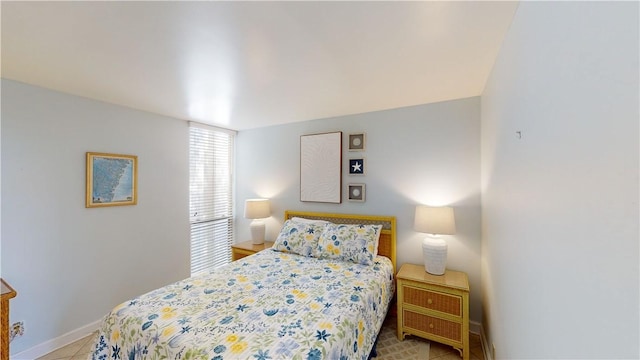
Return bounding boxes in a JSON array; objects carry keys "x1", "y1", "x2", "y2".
[
  {"x1": 231, "y1": 240, "x2": 274, "y2": 261},
  {"x1": 396, "y1": 263, "x2": 469, "y2": 359}
]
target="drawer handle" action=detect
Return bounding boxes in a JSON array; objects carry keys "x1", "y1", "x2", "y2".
[
  {"x1": 429, "y1": 323, "x2": 434, "y2": 329},
  {"x1": 427, "y1": 298, "x2": 433, "y2": 305}
]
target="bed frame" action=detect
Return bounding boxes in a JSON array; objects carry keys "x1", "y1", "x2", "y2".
[{"x1": 284, "y1": 210, "x2": 397, "y2": 272}]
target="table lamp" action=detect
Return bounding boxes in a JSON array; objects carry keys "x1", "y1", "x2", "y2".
[
  {"x1": 414, "y1": 205, "x2": 456, "y2": 275},
  {"x1": 244, "y1": 199, "x2": 271, "y2": 244}
]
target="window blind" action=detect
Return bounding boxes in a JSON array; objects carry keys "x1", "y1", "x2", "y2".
[{"x1": 189, "y1": 123, "x2": 235, "y2": 276}]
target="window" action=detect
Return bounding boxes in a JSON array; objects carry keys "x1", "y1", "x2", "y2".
[{"x1": 189, "y1": 122, "x2": 235, "y2": 276}]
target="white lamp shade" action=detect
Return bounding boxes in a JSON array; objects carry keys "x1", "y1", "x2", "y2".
[
  {"x1": 414, "y1": 206, "x2": 456, "y2": 235},
  {"x1": 244, "y1": 199, "x2": 271, "y2": 219}
]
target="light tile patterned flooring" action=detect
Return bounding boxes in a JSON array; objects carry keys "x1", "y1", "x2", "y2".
[
  {"x1": 36, "y1": 315, "x2": 485, "y2": 360},
  {"x1": 377, "y1": 314, "x2": 485, "y2": 360},
  {"x1": 36, "y1": 333, "x2": 95, "y2": 360}
]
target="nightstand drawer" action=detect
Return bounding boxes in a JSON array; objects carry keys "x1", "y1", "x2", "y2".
[
  {"x1": 402, "y1": 285, "x2": 461, "y2": 316},
  {"x1": 403, "y1": 310, "x2": 462, "y2": 342}
]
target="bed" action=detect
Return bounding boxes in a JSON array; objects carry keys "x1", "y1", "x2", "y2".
[{"x1": 90, "y1": 211, "x2": 397, "y2": 360}]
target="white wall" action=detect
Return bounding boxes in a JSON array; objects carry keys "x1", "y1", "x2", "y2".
[
  {"x1": 481, "y1": 2, "x2": 639, "y2": 358},
  {"x1": 236, "y1": 97, "x2": 483, "y2": 323},
  {"x1": 1, "y1": 79, "x2": 191, "y2": 355}
]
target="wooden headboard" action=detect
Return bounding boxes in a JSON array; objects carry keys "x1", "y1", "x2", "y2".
[{"x1": 284, "y1": 210, "x2": 397, "y2": 272}]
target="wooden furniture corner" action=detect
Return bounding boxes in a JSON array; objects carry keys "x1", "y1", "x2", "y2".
[
  {"x1": 231, "y1": 240, "x2": 274, "y2": 261},
  {"x1": 1, "y1": 279, "x2": 17, "y2": 360}
]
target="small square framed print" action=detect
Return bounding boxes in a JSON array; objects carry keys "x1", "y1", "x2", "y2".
[
  {"x1": 348, "y1": 133, "x2": 365, "y2": 151},
  {"x1": 349, "y1": 158, "x2": 365, "y2": 175},
  {"x1": 348, "y1": 183, "x2": 365, "y2": 202}
]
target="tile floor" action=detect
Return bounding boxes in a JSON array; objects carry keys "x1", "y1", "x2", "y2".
[
  {"x1": 36, "y1": 321, "x2": 485, "y2": 360},
  {"x1": 429, "y1": 332, "x2": 485, "y2": 360},
  {"x1": 36, "y1": 333, "x2": 95, "y2": 360}
]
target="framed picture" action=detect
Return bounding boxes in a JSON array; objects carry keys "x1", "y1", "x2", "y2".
[
  {"x1": 348, "y1": 183, "x2": 365, "y2": 202},
  {"x1": 349, "y1": 158, "x2": 365, "y2": 175},
  {"x1": 348, "y1": 133, "x2": 366, "y2": 151},
  {"x1": 300, "y1": 131, "x2": 342, "y2": 203},
  {"x1": 86, "y1": 152, "x2": 138, "y2": 208}
]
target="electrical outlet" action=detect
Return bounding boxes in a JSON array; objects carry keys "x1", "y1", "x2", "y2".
[{"x1": 10, "y1": 321, "x2": 24, "y2": 342}]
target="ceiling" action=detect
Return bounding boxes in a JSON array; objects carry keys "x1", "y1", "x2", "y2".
[{"x1": 1, "y1": 1, "x2": 519, "y2": 131}]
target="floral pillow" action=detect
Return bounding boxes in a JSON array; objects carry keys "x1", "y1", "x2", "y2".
[
  {"x1": 314, "y1": 224, "x2": 382, "y2": 265},
  {"x1": 272, "y1": 219, "x2": 326, "y2": 257}
]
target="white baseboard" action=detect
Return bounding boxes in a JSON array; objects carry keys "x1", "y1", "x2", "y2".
[
  {"x1": 11, "y1": 319, "x2": 101, "y2": 360},
  {"x1": 479, "y1": 323, "x2": 493, "y2": 360},
  {"x1": 469, "y1": 320, "x2": 481, "y2": 335},
  {"x1": 469, "y1": 320, "x2": 493, "y2": 360}
]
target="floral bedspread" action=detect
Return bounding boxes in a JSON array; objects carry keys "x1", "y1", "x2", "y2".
[{"x1": 90, "y1": 249, "x2": 394, "y2": 360}]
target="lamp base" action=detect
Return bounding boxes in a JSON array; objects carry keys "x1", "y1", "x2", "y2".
[
  {"x1": 422, "y1": 236, "x2": 447, "y2": 275},
  {"x1": 250, "y1": 219, "x2": 265, "y2": 245}
]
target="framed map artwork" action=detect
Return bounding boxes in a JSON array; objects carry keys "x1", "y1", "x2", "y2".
[{"x1": 86, "y1": 152, "x2": 138, "y2": 208}]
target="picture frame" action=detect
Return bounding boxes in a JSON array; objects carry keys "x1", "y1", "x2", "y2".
[
  {"x1": 348, "y1": 133, "x2": 366, "y2": 151},
  {"x1": 86, "y1": 152, "x2": 138, "y2": 208},
  {"x1": 348, "y1": 183, "x2": 365, "y2": 202},
  {"x1": 348, "y1": 158, "x2": 365, "y2": 175},
  {"x1": 300, "y1": 131, "x2": 342, "y2": 203}
]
